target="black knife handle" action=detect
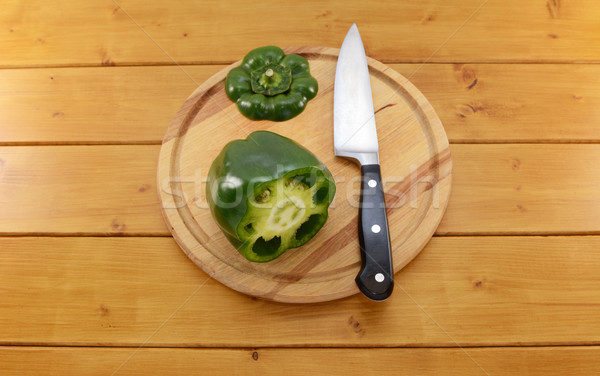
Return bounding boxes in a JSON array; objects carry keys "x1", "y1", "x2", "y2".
[{"x1": 356, "y1": 164, "x2": 394, "y2": 301}]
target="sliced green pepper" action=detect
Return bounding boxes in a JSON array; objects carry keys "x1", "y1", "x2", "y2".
[
  {"x1": 206, "y1": 131, "x2": 335, "y2": 262},
  {"x1": 225, "y1": 46, "x2": 318, "y2": 122}
]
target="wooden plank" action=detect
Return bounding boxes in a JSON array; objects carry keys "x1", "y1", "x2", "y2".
[
  {"x1": 438, "y1": 144, "x2": 600, "y2": 235},
  {"x1": 393, "y1": 63, "x2": 600, "y2": 143},
  {"x1": 2, "y1": 64, "x2": 600, "y2": 144},
  {"x1": 1, "y1": 144, "x2": 599, "y2": 235},
  {"x1": 0, "y1": 145, "x2": 167, "y2": 235},
  {"x1": 0, "y1": 236, "x2": 599, "y2": 346},
  {"x1": 0, "y1": 66, "x2": 212, "y2": 144},
  {"x1": 2, "y1": 0, "x2": 600, "y2": 67},
  {"x1": 1, "y1": 346, "x2": 600, "y2": 375}
]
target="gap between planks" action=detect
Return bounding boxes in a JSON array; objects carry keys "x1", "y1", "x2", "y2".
[
  {"x1": 1, "y1": 233, "x2": 600, "y2": 238},
  {"x1": 1, "y1": 60, "x2": 600, "y2": 70},
  {"x1": 0, "y1": 343, "x2": 600, "y2": 349},
  {"x1": 0, "y1": 344, "x2": 599, "y2": 350},
  {"x1": 2, "y1": 141, "x2": 600, "y2": 147}
]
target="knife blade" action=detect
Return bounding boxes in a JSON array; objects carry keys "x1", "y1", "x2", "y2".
[{"x1": 334, "y1": 23, "x2": 394, "y2": 301}]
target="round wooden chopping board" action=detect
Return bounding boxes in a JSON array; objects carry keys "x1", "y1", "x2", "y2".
[{"x1": 157, "y1": 46, "x2": 452, "y2": 303}]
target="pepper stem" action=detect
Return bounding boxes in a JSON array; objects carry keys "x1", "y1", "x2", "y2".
[{"x1": 250, "y1": 63, "x2": 292, "y2": 96}]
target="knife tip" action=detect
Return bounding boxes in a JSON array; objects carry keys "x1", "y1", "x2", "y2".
[{"x1": 345, "y1": 23, "x2": 360, "y2": 40}]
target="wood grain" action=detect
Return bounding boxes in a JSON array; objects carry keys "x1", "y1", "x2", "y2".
[
  {"x1": 1, "y1": 144, "x2": 599, "y2": 235},
  {"x1": 0, "y1": 66, "x2": 213, "y2": 144},
  {"x1": 2, "y1": 63, "x2": 599, "y2": 144},
  {"x1": 438, "y1": 144, "x2": 600, "y2": 235},
  {"x1": 394, "y1": 63, "x2": 600, "y2": 143},
  {"x1": 0, "y1": 145, "x2": 166, "y2": 235},
  {"x1": 158, "y1": 46, "x2": 452, "y2": 302},
  {"x1": 1, "y1": 346, "x2": 600, "y2": 375},
  {"x1": 0, "y1": 236, "x2": 599, "y2": 347},
  {"x1": 2, "y1": 0, "x2": 600, "y2": 67}
]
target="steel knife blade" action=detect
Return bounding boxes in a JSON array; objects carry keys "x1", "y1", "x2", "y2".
[{"x1": 334, "y1": 23, "x2": 394, "y2": 301}]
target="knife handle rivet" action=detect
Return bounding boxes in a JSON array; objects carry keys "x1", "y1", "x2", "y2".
[
  {"x1": 371, "y1": 224, "x2": 381, "y2": 233},
  {"x1": 368, "y1": 179, "x2": 377, "y2": 188},
  {"x1": 375, "y1": 273, "x2": 385, "y2": 282}
]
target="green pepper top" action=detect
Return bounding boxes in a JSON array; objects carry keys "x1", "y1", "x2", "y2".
[
  {"x1": 225, "y1": 46, "x2": 319, "y2": 122},
  {"x1": 207, "y1": 131, "x2": 335, "y2": 262}
]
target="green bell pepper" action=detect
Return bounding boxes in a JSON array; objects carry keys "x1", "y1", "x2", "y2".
[
  {"x1": 225, "y1": 46, "x2": 318, "y2": 122},
  {"x1": 206, "y1": 131, "x2": 336, "y2": 262}
]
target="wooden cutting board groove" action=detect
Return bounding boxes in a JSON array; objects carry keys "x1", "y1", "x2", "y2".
[{"x1": 158, "y1": 46, "x2": 451, "y2": 303}]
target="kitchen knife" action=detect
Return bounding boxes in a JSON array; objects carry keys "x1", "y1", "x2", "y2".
[{"x1": 334, "y1": 23, "x2": 394, "y2": 301}]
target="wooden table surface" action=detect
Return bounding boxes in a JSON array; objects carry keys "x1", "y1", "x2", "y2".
[{"x1": 1, "y1": 1, "x2": 599, "y2": 374}]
